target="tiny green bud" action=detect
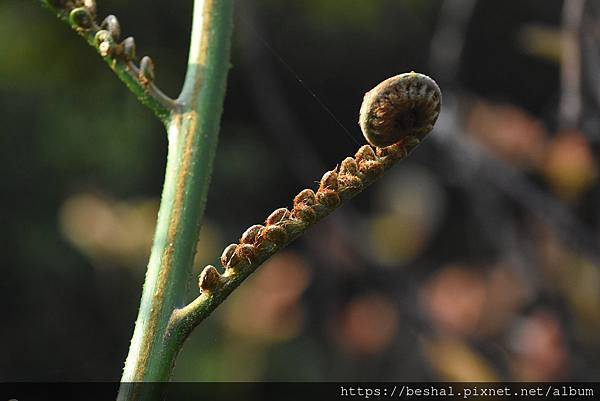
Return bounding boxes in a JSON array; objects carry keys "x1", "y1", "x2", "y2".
[
  {"x1": 94, "y1": 29, "x2": 111, "y2": 45},
  {"x1": 69, "y1": 7, "x2": 93, "y2": 30},
  {"x1": 138, "y1": 56, "x2": 155, "y2": 87},
  {"x1": 101, "y1": 15, "x2": 121, "y2": 40},
  {"x1": 121, "y1": 37, "x2": 136, "y2": 61}
]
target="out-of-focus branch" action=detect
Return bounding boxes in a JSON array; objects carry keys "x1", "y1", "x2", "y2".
[
  {"x1": 559, "y1": 0, "x2": 586, "y2": 129},
  {"x1": 579, "y1": 1, "x2": 600, "y2": 143},
  {"x1": 429, "y1": 0, "x2": 477, "y2": 87}
]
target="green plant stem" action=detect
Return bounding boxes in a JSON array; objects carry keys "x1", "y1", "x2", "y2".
[{"x1": 117, "y1": 0, "x2": 233, "y2": 399}]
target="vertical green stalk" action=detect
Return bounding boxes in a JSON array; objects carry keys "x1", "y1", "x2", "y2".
[{"x1": 117, "y1": 0, "x2": 234, "y2": 399}]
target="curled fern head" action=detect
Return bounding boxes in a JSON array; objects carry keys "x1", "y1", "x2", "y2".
[{"x1": 359, "y1": 72, "x2": 441, "y2": 148}]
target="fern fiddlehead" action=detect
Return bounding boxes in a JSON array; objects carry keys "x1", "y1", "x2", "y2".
[{"x1": 172, "y1": 71, "x2": 442, "y2": 339}]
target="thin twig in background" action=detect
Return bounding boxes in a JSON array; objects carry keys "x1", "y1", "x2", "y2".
[
  {"x1": 429, "y1": 0, "x2": 477, "y2": 87},
  {"x1": 559, "y1": 0, "x2": 585, "y2": 129},
  {"x1": 580, "y1": 0, "x2": 600, "y2": 142}
]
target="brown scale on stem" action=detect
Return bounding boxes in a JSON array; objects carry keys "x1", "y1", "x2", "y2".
[
  {"x1": 240, "y1": 224, "x2": 264, "y2": 245},
  {"x1": 196, "y1": 72, "x2": 441, "y2": 297},
  {"x1": 265, "y1": 208, "x2": 290, "y2": 225},
  {"x1": 220, "y1": 244, "x2": 237, "y2": 270},
  {"x1": 315, "y1": 170, "x2": 341, "y2": 209},
  {"x1": 198, "y1": 265, "x2": 222, "y2": 293},
  {"x1": 316, "y1": 189, "x2": 340, "y2": 209},
  {"x1": 293, "y1": 189, "x2": 317, "y2": 208},
  {"x1": 292, "y1": 189, "x2": 318, "y2": 223},
  {"x1": 355, "y1": 145, "x2": 384, "y2": 178},
  {"x1": 234, "y1": 243, "x2": 254, "y2": 265},
  {"x1": 339, "y1": 157, "x2": 359, "y2": 176},
  {"x1": 261, "y1": 225, "x2": 288, "y2": 246}
]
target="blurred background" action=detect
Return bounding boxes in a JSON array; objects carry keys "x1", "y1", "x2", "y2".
[{"x1": 1, "y1": 0, "x2": 600, "y2": 381}]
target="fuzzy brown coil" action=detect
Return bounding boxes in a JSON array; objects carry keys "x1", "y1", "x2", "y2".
[{"x1": 359, "y1": 72, "x2": 441, "y2": 147}]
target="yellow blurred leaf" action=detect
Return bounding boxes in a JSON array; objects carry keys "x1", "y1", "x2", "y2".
[{"x1": 423, "y1": 338, "x2": 498, "y2": 381}]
